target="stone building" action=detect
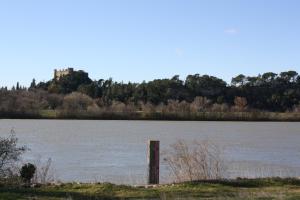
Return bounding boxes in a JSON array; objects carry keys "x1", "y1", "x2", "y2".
[
  {"x1": 54, "y1": 68, "x2": 88, "y2": 80},
  {"x1": 54, "y1": 68, "x2": 74, "y2": 80}
]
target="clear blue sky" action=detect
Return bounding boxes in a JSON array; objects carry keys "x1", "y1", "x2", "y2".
[{"x1": 1, "y1": 0, "x2": 300, "y2": 87}]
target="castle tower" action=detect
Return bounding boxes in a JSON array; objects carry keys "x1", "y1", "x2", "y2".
[{"x1": 53, "y1": 68, "x2": 84, "y2": 80}]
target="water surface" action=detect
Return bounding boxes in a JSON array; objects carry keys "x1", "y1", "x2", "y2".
[{"x1": 0, "y1": 120, "x2": 299, "y2": 184}]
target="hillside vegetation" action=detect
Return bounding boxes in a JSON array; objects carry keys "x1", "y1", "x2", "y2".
[{"x1": 1, "y1": 70, "x2": 300, "y2": 120}]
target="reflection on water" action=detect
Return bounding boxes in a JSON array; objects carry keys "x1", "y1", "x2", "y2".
[{"x1": 0, "y1": 119, "x2": 300, "y2": 184}]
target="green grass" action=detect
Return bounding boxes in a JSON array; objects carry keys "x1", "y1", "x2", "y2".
[{"x1": 1, "y1": 178, "x2": 300, "y2": 199}]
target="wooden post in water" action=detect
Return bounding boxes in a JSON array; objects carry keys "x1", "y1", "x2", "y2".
[{"x1": 147, "y1": 140, "x2": 160, "y2": 185}]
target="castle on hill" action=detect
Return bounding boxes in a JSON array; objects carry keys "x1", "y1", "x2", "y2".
[{"x1": 54, "y1": 68, "x2": 88, "y2": 80}]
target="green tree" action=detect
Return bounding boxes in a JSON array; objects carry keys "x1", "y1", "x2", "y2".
[
  {"x1": 16, "y1": 82, "x2": 20, "y2": 90},
  {"x1": 231, "y1": 74, "x2": 246, "y2": 86},
  {"x1": 280, "y1": 71, "x2": 298, "y2": 82},
  {"x1": 262, "y1": 72, "x2": 277, "y2": 82},
  {"x1": 30, "y1": 79, "x2": 36, "y2": 89}
]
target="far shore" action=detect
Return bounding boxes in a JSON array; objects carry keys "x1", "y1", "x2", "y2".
[{"x1": 1, "y1": 110, "x2": 300, "y2": 122}]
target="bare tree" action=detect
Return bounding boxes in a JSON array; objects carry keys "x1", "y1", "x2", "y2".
[
  {"x1": 163, "y1": 139, "x2": 226, "y2": 182},
  {"x1": 0, "y1": 131, "x2": 26, "y2": 178}
]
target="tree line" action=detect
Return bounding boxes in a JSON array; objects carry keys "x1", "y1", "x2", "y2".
[{"x1": 1, "y1": 70, "x2": 300, "y2": 116}]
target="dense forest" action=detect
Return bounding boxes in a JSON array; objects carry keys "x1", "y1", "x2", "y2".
[{"x1": 1, "y1": 70, "x2": 300, "y2": 120}]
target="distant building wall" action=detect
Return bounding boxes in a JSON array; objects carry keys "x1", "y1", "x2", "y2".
[{"x1": 54, "y1": 68, "x2": 74, "y2": 80}]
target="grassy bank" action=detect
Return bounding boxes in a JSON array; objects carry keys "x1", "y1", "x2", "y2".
[
  {"x1": 2, "y1": 110, "x2": 300, "y2": 121},
  {"x1": 1, "y1": 178, "x2": 300, "y2": 200}
]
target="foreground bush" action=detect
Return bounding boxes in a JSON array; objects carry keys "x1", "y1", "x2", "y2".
[
  {"x1": 163, "y1": 140, "x2": 226, "y2": 182},
  {"x1": 20, "y1": 163, "x2": 36, "y2": 184}
]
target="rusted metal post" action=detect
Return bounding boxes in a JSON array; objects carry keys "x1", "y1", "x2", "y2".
[{"x1": 147, "y1": 140, "x2": 159, "y2": 184}]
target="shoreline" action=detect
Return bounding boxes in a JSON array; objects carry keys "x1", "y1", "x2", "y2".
[
  {"x1": 1, "y1": 177, "x2": 300, "y2": 199},
  {"x1": 1, "y1": 111, "x2": 300, "y2": 122}
]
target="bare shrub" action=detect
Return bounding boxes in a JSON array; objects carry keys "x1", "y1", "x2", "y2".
[
  {"x1": 0, "y1": 90, "x2": 49, "y2": 112},
  {"x1": 109, "y1": 100, "x2": 126, "y2": 112},
  {"x1": 95, "y1": 98, "x2": 106, "y2": 108},
  {"x1": 177, "y1": 101, "x2": 191, "y2": 113},
  {"x1": 161, "y1": 100, "x2": 191, "y2": 114},
  {"x1": 32, "y1": 157, "x2": 55, "y2": 184},
  {"x1": 233, "y1": 96, "x2": 248, "y2": 111},
  {"x1": 163, "y1": 100, "x2": 179, "y2": 113},
  {"x1": 155, "y1": 103, "x2": 165, "y2": 113},
  {"x1": 293, "y1": 104, "x2": 300, "y2": 112},
  {"x1": 87, "y1": 102, "x2": 101, "y2": 113},
  {"x1": 163, "y1": 139, "x2": 226, "y2": 182},
  {"x1": 190, "y1": 96, "x2": 210, "y2": 112},
  {"x1": 140, "y1": 102, "x2": 156, "y2": 113},
  {"x1": 63, "y1": 92, "x2": 94, "y2": 111},
  {"x1": 211, "y1": 103, "x2": 230, "y2": 112},
  {"x1": 123, "y1": 102, "x2": 137, "y2": 113}
]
